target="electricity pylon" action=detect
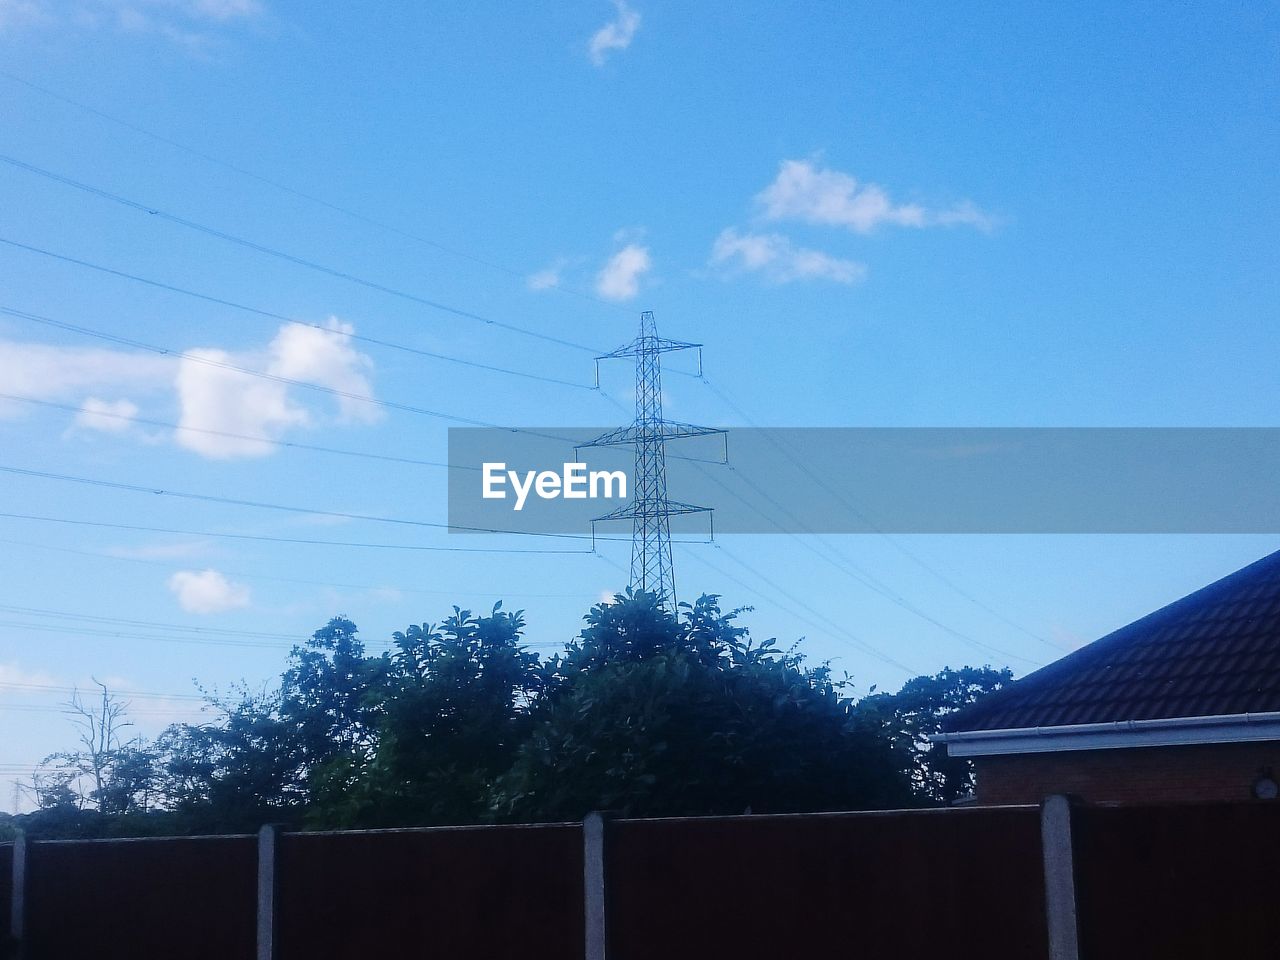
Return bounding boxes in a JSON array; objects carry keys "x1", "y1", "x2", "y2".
[{"x1": 582, "y1": 311, "x2": 722, "y2": 608}]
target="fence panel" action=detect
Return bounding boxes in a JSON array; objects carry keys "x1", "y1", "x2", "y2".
[
  {"x1": 606, "y1": 806, "x2": 1048, "y2": 960},
  {"x1": 23, "y1": 834, "x2": 257, "y2": 960},
  {"x1": 0, "y1": 842, "x2": 11, "y2": 944},
  {"x1": 1075, "y1": 803, "x2": 1280, "y2": 960},
  {"x1": 12, "y1": 800, "x2": 1278, "y2": 958},
  {"x1": 277, "y1": 823, "x2": 583, "y2": 960}
]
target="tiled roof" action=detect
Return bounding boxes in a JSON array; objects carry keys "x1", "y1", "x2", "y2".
[{"x1": 944, "y1": 550, "x2": 1280, "y2": 732}]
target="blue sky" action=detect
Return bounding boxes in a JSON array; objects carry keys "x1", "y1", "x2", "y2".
[{"x1": 1, "y1": 1, "x2": 1278, "y2": 809}]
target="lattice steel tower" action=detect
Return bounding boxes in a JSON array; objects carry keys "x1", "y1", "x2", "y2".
[{"x1": 583, "y1": 311, "x2": 722, "y2": 608}]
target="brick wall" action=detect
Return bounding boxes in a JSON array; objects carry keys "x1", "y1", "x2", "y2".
[{"x1": 974, "y1": 740, "x2": 1280, "y2": 805}]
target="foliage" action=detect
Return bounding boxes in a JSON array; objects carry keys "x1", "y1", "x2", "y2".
[
  {"x1": 8, "y1": 593, "x2": 1013, "y2": 836},
  {"x1": 27, "y1": 682, "x2": 158, "y2": 817},
  {"x1": 855, "y1": 665, "x2": 1013, "y2": 805},
  {"x1": 277, "y1": 617, "x2": 389, "y2": 823},
  {"x1": 352, "y1": 604, "x2": 542, "y2": 827},
  {"x1": 152, "y1": 686, "x2": 301, "y2": 832},
  {"x1": 494, "y1": 591, "x2": 910, "y2": 819}
]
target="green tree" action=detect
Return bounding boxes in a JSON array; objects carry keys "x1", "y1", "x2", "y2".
[
  {"x1": 151, "y1": 618, "x2": 386, "y2": 830},
  {"x1": 855, "y1": 665, "x2": 1013, "y2": 806},
  {"x1": 493, "y1": 592, "x2": 910, "y2": 820},
  {"x1": 18, "y1": 592, "x2": 1016, "y2": 838},
  {"x1": 277, "y1": 617, "x2": 389, "y2": 823},
  {"x1": 155, "y1": 686, "x2": 302, "y2": 831},
  {"x1": 353, "y1": 604, "x2": 542, "y2": 826}
]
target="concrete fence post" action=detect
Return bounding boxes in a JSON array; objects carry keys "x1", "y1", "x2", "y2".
[
  {"x1": 583, "y1": 812, "x2": 608, "y2": 960},
  {"x1": 1040, "y1": 794, "x2": 1081, "y2": 960},
  {"x1": 9, "y1": 831, "x2": 26, "y2": 958},
  {"x1": 257, "y1": 824, "x2": 279, "y2": 960}
]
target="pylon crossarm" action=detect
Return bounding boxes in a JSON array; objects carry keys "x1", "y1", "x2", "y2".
[
  {"x1": 581, "y1": 421, "x2": 725, "y2": 448},
  {"x1": 595, "y1": 338, "x2": 702, "y2": 362},
  {"x1": 652, "y1": 421, "x2": 723, "y2": 440},
  {"x1": 657, "y1": 500, "x2": 713, "y2": 517},
  {"x1": 650, "y1": 337, "x2": 702, "y2": 354},
  {"x1": 579, "y1": 425, "x2": 639, "y2": 448},
  {"x1": 591, "y1": 500, "x2": 712, "y2": 522},
  {"x1": 591, "y1": 503, "x2": 639, "y2": 523}
]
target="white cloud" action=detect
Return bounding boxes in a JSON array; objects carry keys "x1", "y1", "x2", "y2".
[
  {"x1": 756, "y1": 159, "x2": 995, "y2": 234},
  {"x1": 527, "y1": 267, "x2": 561, "y2": 291},
  {"x1": 1, "y1": 318, "x2": 379, "y2": 458},
  {"x1": 710, "y1": 228, "x2": 867, "y2": 284},
  {"x1": 175, "y1": 350, "x2": 308, "y2": 458},
  {"x1": 175, "y1": 318, "x2": 379, "y2": 460},
  {"x1": 595, "y1": 243, "x2": 651, "y2": 301},
  {"x1": 588, "y1": 0, "x2": 640, "y2": 66},
  {"x1": 266, "y1": 319, "x2": 379, "y2": 424},
  {"x1": 167, "y1": 569, "x2": 250, "y2": 614},
  {"x1": 0, "y1": 341, "x2": 171, "y2": 419},
  {"x1": 74, "y1": 397, "x2": 140, "y2": 433},
  {"x1": 930, "y1": 199, "x2": 997, "y2": 229},
  {"x1": 527, "y1": 261, "x2": 565, "y2": 291},
  {"x1": 0, "y1": 661, "x2": 59, "y2": 688},
  {"x1": 1, "y1": 0, "x2": 261, "y2": 44}
]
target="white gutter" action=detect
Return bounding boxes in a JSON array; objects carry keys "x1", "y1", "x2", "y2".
[{"x1": 930, "y1": 710, "x2": 1280, "y2": 757}]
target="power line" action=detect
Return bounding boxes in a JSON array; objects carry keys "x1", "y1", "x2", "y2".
[
  {"x1": 566, "y1": 540, "x2": 916, "y2": 674},
  {"x1": 0, "y1": 604, "x2": 307, "y2": 641},
  {"x1": 0, "y1": 68, "x2": 627, "y2": 314},
  {"x1": 0, "y1": 463, "x2": 620, "y2": 543},
  {"x1": 0, "y1": 535, "x2": 601, "y2": 600},
  {"x1": 0, "y1": 616, "x2": 549, "y2": 653},
  {"x1": 0, "y1": 680, "x2": 205, "y2": 701},
  {"x1": 701, "y1": 375, "x2": 1058, "y2": 647},
  {"x1": 0, "y1": 243, "x2": 591, "y2": 389},
  {"x1": 708, "y1": 544, "x2": 921, "y2": 674},
  {"x1": 0, "y1": 393, "x2": 476, "y2": 472},
  {"x1": 0, "y1": 304, "x2": 581, "y2": 441},
  {"x1": 1, "y1": 344, "x2": 1038, "y2": 668},
  {"x1": 679, "y1": 542, "x2": 918, "y2": 676},
  {"x1": 0, "y1": 76, "x2": 1039, "y2": 674},
  {"x1": 689, "y1": 461, "x2": 1042, "y2": 668},
  {"x1": 699, "y1": 376, "x2": 1061, "y2": 656},
  {"x1": 0, "y1": 512, "x2": 593, "y2": 554},
  {"x1": 0, "y1": 155, "x2": 602, "y2": 354},
  {"x1": 0, "y1": 705, "x2": 206, "y2": 718},
  {"x1": 0, "y1": 618, "x2": 297, "y2": 651},
  {"x1": 0, "y1": 604, "x2": 570, "y2": 652},
  {"x1": 673, "y1": 544, "x2": 884, "y2": 667}
]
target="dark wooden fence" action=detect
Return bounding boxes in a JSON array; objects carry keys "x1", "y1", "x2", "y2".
[
  {"x1": 0, "y1": 843, "x2": 10, "y2": 947},
  {"x1": 277, "y1": 824, "x2": 582, "y2": 958},
  {"x1": 1074, "y1": 803, "x2": 1280, "y2": 960},
  {"x1": 23, "y1": 835, "x2": 256, "y2": 960},
  {"x1": 607, "y1": 806, "x2": 1047, "y2": 959},
  {"x1": 3, "y1": 800, "x2": 1277, "y2": 959}
]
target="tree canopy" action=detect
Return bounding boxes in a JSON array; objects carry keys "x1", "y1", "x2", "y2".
[{"x1": 2, "y1": 591, "x2": 1011, "y2": 839}]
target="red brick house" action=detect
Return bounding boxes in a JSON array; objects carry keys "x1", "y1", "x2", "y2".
[{"x1": 935, "y1": 551, "x2": 1280, "y2": 805}]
